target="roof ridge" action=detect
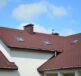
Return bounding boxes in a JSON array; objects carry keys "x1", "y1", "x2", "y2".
[
  {"x1": 0, "y1": 26, "x2": 23, "y2": 31},
  {"x1": 65, "y1": 33, "x2": 81, "y2": 37}
]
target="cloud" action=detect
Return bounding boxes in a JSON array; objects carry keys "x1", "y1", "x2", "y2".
[
  {"x1": 12, "y1": 1, "x2": 48, "y2": 21},
  {"x1": 12, "y1": 1, "x2": 68, "y2": 21},
  {"x1": 0, "y1": 0, "x2": 8, "y2": 9},
  {"x1": 34, "y1": 24, "x2": 51, "y2": 34},
  {"x1": 18, "y1": 23, "x2": 51, "y2": 34},
  {"x1": 18, "y1": 23, "x2": 75, "y2": 36}
]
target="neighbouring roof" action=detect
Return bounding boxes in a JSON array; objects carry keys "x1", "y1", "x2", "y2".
[
  {"x1": 38, "y1": 33, "x2": 81, "y2": 72},
  {"x1": 0, "y1": 51, "x2": 18, "y2": 70}
]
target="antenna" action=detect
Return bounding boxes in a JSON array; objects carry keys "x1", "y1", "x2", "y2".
[{"x1": 52, "y1": 29, "x2": 54, "y2": 34}]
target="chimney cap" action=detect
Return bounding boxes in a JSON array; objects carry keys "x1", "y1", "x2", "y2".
[{"x1": 24, "y1": 24, "x2": 34, "y2": 27}]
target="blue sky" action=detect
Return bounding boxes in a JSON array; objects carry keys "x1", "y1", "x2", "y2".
[{"x1": 0, "y1": 0, "x2": 81, "y2": 36}]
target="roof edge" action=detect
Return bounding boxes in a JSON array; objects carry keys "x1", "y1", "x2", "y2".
[
  {"x1": 38, "y1": 66, "x2": 81, "y2": 72},
  {"x1": 8, "y1": 45, "x2": 61, "y2": 53}
]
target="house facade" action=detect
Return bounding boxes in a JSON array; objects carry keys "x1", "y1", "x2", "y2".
[
  {"x1": 0, "y1": 39, "x2": 54, "y2": 76},
  {"x1": 0, "y1": 24, "x2": 81, "y2": 76}
]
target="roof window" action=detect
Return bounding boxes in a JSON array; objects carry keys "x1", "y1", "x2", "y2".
[
  {"x1": 43, "y1": 40, "x2": 52, "y2": 45},
  {"x1": 72, "y1": 38, "x2": 80, "y2": 43},
  {"x1": 16, "y1": 36, "x2": 24, "y2": 42}
]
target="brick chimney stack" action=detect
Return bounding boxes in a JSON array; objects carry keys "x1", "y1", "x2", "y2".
[{"x1": 24, "y1": 24, "x2": 34, "y2": 34}]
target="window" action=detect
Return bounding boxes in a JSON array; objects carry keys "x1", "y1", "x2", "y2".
[
  {"x1": 16, "y1": 36, "x2": 24, "y2": 42},
  {"x1": 72, "y1": 38, "x2": 80, "y2": 43},
  {"x1": 43, "y1": 40, "x2": 52, "y2": 45}
]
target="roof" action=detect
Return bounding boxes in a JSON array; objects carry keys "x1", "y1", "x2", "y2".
[
  {"x1": 0, "y1": 26, "x2": 64, "y2": 52},
  {"x1": 0, "y1": 25, "x2": 81, "y2": 71},
  {"x1": 0, "y1": 51, "x2": 18, "y2": 70},
  {"x1": 38, "y1": 33, "x2": 81, "y2": 72}
]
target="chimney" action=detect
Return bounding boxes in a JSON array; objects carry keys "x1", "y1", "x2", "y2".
[{"x1": 24, "y1": 24, "x2": 34, "y2": 34}]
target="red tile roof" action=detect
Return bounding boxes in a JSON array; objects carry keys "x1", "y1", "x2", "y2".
[
  {"x1": 0, "y1": 27, "x2": 64, "y2": 52},
  {"x1": 0, "y1": 25, "x2": 81, "y2": 71},
  {"x1": 0, "y1": 51, "x2": 18, "y2": 70},
  {"x1": 38, "y1": 33, "x2": 81, "y2": 71}
]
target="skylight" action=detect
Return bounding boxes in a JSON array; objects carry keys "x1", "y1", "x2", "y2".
[
  {"x1": 72, "y1": 38, "x2": 80, "y2": 43},
  {"x1": 43, "y1": 40, "x2": 52, "y2": 45},
  {"x1": 16, "y1": 36, "x2": 24, "y2": 42}
]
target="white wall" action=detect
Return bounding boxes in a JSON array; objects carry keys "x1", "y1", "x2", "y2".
[
  {"x1": 0, "y1": 70, "x2": 20, "y2": 76},
  {"x1": 44, "y1": 69, "x2": 81, "y2": 76},
  {"x1": 10, "y1": 49, "x2": 54, "y2": 76},
  {"x1": 0, "y1": 40, "x2": 20, "y2": 76},
  {"x1": 0, "y1": 40, "x2": 12, "y2": 61},
  {"x1": 0, "y1": 40, "x2": 54, "y2": 76}
]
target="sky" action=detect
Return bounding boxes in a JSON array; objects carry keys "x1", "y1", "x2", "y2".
[{"x1": 0, "y1": 0, "x2": 81, "y2": 36}]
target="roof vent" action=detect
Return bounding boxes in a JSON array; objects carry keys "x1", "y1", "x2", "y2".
[
  {"x1": 52, "y1": 33, "x2": 59, "y2": 36},
  {"x1": 72, "y1": 38, "x2": 80, "y2": 43},
  {"x1": 51, "y1": 29, "x2": 59, "y2": 36},
  {"x1": 24, "y1": 24, "x2": 34, "y2": 34},
  {"x1": 43, "y1": 40, "x2": 52, "y2": 45},
  {"x1": 16, "y1": 36, "x2": 24, "y2": 42}
]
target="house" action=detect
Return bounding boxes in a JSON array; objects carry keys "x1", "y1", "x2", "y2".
[{"x1": 0, "y1": 24, "x2": 81, "y2": 76}]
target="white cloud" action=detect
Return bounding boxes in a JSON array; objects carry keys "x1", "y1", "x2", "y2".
[
  {"x1": 12, "y1": 1, "x2": 48, "y2": 21},
  {"x1": 18, "y1": 23, "x2": 75, "y2": 36},
  {"x1": 34, "y1": 24, "x2": 51, "y2": 34},
  {"x1": 0, "y1": 0, "x2": 8, "y2": 9},
  {"x1": 12, "y1": 1, "x2": 68, "y2": 21},
  {"x1": 18, "y1": 23, "x2": 51, "y2": 34}
]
